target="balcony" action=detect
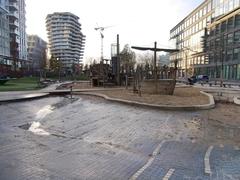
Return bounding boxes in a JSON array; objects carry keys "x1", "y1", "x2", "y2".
[
  {"x1": 10, "y1": 29, "x2": 19, "y2": 35},
  {"x1": 9, "y1": 20, "x2": 18, "y2": 27},
  {"x1": 8, "y1": 2, "x2": 18, "y2": 11},
  {"x1": 8, "y1": 11, "x2": 18, "y2": 19}
]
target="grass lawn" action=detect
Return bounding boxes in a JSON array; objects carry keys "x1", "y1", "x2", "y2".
[{"x1": 0, "y1": 77, "x2": 40, "y2": 91}]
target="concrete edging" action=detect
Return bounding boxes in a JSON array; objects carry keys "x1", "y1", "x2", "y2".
[
  {"x1": 0, "y1": 93, "x2": 50, "y2": 104},
  {"x1": 233, "y1": 96, "x2": 240, "y2": 105},
  {"x1": 75, "y1": 91, "x2": 215, "y2": 111}
]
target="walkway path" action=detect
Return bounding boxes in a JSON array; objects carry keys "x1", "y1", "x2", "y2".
[{"x1": 0, "y1": 96, "x2": 239, "y2": 179}]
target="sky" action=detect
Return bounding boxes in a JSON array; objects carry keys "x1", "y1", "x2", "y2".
[{"x1": 25, "y1": 0, "x2": 203, "y2": 63}]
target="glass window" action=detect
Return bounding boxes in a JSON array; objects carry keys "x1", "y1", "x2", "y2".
[
  {"x1": 199, "y1": 9, "x2": 203, "y2": 18},
  {"x1": 221, "y1": 21, "x2": 227, "y2": 32},
  {"x1": 228, "y1": 17, "x2": 234, "y2": 29},
  {"x1": 199, "y1": 20, "x2": 203, "y2": 30},
  {"x1": 237, "y1": 64, "x2": 240, "y2": 80},
  {"x1": 208, "y1": 3, "x2": 212, "y2": 12},
  {"x1": 215, "y1": 24, "x2": 220, "y2": 35},
  {"x1": 229, "y1": 0, "x2": 234, "y2": 11},
  {"x1": 228, "y1": 33, "x2": 234, "y2": 44},
  {"x1": 215, "y1": 37, "x2": 221, "y2": 47},
  {"x1": 234, "y1": 30, "x2": 240, "y2": 43},
  {"x1": 236, "y1": 15, "x2": 240, "y2": 28},
  {"x1": 234, "y1": 0, "x2": 240, "y2": 8},
  {"x1": 233, "y1": 48, "x2": 240, "y2": 60},
  {"x1": 227, "y1": 49, "x2": 233, "y2": 61},
  {"x1": 203, "y1": 6, "x2": 207, "y2": 15}
]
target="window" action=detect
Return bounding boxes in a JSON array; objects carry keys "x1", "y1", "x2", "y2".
[
  {"x1": 233, "y1": 48, "x2": 240, "y2": 60},
  {"x1": 215, "y1": 24, "x2": 220, "y2": 35},
  {"x1": 227, "y1": 33, "x2": 233, "y2": 44},
  {"x1": 203, "y1": 6, "x2": 207, "y2": 15},
  {"x1": 200, "y1": 9, "x2": 203, "y2": 18},
  {"x1": 215, "y1": 37, "x2": 221, "y2": 47},
  {"x1": 234, "y1": 31, "x2": 240, "y2": 43},
  {"x1": 221, "y1": 21, "x2": 227, "y2": 32},
  {"x1": 227, "y1": 49, "x2": 233, "y2": 61},
  {"x1": 234, "y1": 0, "x2": 240, "y2": 8},
  {"x1": 235, "y1": 15, "x2": 240, "y2": 28},
  {"x1": 208, "y1": 3, "x2": 212, "y2": 12},
  {"x1": 227, "y1": 17, "x2": 234, "y2": 30}
]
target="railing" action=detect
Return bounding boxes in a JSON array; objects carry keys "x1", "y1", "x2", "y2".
[{"x1": 8, "y1": 2, "x2": 18, "y2": 10}]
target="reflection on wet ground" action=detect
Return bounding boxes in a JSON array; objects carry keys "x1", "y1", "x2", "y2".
[{"x1": 0, "y1": 95, "x2": 239, "y2": 179}]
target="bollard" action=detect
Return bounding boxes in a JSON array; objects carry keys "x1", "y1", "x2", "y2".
[
  {"x1": 70, "y1": 86, "x2": 73, "y2": 99},
  {"x1": 138, "y1": 84, "x2": 141, "y2": 97},
  {"x1": 126, "y1": 75, "x2": 128, "y2": 90}
]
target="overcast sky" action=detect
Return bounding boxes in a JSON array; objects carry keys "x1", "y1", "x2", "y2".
[{"x1": 26, "y1": 0, "x2": 203, "y2": 63}]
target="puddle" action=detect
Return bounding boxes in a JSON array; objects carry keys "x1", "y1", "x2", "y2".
[
  {"x1": 29, "y1": 122, "x2": 50, "y2": 136},
  {"x1": 19, "y1": 121, "x2": 50, "y2": 136},
  {"x1": 34, "y1": 97, "x2": 79, "y2": 120},
  {"x1": 36, "y1": 105, "x2": 54, "y2": 120},
  {"x1": 18, "y1": 123, "x2": 31, "y2": 130},
  {"x1": 52, "y1": 97, "x2": 78, "y2": 109}
]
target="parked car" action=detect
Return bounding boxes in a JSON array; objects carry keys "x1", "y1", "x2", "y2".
[
  {"x1": 188, "y1": 75, "x2": 209, "y2": 85},
  {"x1": 196, "y1": 75, "x2": 209, "y2": 82}
]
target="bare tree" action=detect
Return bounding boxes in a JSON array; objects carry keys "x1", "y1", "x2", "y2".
[{"x1": 120, "y1": 44, "x2": 136, "y2": 75}]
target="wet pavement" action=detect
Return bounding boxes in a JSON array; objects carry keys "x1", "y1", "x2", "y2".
[{"x1": 0, "y1": 96, "x2": 239, "y2": 179}]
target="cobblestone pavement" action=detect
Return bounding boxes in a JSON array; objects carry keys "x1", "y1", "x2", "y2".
[{"x1": 0, "y1": 96, "x2": 239, "y2": 179}]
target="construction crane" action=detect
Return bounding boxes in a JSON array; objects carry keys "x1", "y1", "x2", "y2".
[{"x1": 94, "y1": 25, "x2": 112, "y2": 62}]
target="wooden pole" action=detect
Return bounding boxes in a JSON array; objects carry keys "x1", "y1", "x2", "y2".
[
  {"x1": 117, "y1": 34, "x2": 120, "y2": 86},
  {"x1": 154, "y1": 42, "x2": 157, "y2": 81},
  {"x1": 154, "y1": 42, "x2": 157, "y2": 92}
]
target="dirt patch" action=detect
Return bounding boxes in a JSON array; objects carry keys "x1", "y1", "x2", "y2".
[
  {"x1": 198, "y1": 103, "x2": 240, "y2": 144},
  {"x1": 202, "y1": 103, "x2": 240, "y2": 127},
  {"x1": 95, "y1": 87, "x2": 209, "y2": 106}
]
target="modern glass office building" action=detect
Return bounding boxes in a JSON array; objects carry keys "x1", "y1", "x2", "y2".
[
  {"x1": 170, "y1": 0, "x2": 240, "y2": 81},
  {"x1": 27, "y1": 35, "x2": 47, "y2": 71},
  {"x1": 46, "y1": 12, "x2": 86, "y2": 73},
  {"x1": 0, "y1": 0, "x2": 10, "y2": 74},
  {"x1": 8, "y1": 0, "x2": 28, "y2": 66},
  {"x1": 0, "y1": 0, "x2": 28, "y2": 75}
]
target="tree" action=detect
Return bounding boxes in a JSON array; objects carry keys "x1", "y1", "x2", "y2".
[
  {"x1": 120, "y1": 44, "x2": 136, "y2": 75},
  {"x1": 137, "y1": 52, "x2": 153, "y2": 66},
  {"x1": 136, "y1": 52, "x2": 155, "y2": 78},
  {"x1": 49, "y1": 56, "x2": 61, "y2": 72}
]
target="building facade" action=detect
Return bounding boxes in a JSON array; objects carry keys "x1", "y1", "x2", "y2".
[
  {"x1": 8, "y1": 0, "x2": 27, "y2": 70},
  {"x1": 27, "y1": 35, "x2": 47, "y2": 72},
  {"x1": 170, "y1": 0, "x2": 240, "y2": 81},
  {"x1": 0, "y1": 0, "x2": 28, "y2": 75},
  {"x1": 46, "y1": 12, "x2": 86, "y2": 73},
  {"x1": 200, "y1": 7, "x2": 240, "y2": 80},
  {"x1": 0, "y1": 0, "x2": 11, "y2": 75}
]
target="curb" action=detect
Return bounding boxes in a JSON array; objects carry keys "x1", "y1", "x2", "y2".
[
  {"x1": 75, "y1": 91, "x2": 215, "y2": 111},
  {"x1": 233, "y1": 96, "x2": 240, "y2": 105},
  {"x1": 47, "y1": 88, "x2": 125, "y2": 95},
  {"x1": 0, "y1": 93, "x2": 50, "y2": 104}
]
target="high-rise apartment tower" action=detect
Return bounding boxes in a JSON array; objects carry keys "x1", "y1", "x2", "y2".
[{"x1": 46, "y1": 12, "x2": 86, "y2": 73}]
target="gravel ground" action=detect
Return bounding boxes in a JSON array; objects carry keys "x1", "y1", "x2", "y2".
[{"x1": 96, "y1": 87, "x2": 209, "y2": 106}]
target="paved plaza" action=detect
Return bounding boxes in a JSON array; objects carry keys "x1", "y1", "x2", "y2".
[{"x1": 0, "y1": 95, "x2": 239, "y2": 179}]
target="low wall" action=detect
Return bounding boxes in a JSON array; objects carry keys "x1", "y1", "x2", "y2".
[{"x1": 141, "y1": 79, "x2": 176, "y2": 95}]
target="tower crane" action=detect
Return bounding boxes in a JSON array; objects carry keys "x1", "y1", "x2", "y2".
[{"x1": 94, "y1": 25, "x2": 112, "y2": 62}]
